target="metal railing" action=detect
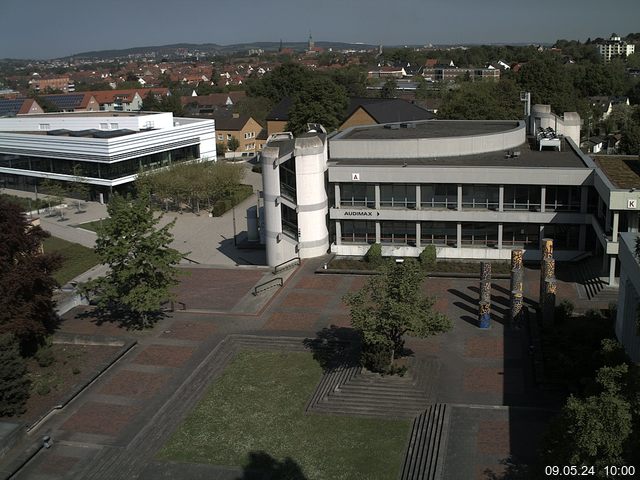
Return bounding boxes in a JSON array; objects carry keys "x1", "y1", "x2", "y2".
[
  {"x1": 273, "y1": 257, "x2": 300, "y2": 274},
  {"x1": 253, "y1": 277, "x2": 283, "y2": 295}
]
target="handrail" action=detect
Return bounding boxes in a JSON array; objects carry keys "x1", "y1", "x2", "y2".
[
  {"x1": 273, "y1": 257, "x2": 300, "y2": 274},
  {"x1": 253, "y1": 277, "x2": 283, "y2": 295}
]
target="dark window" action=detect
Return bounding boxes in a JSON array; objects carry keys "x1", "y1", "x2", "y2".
[
  {"x1": 341, "y1": 220, "x2": 376, "y2": 244},
  {"x1": 421, "y1": 184, "x2": 457, "y2": 209},
  {"x1": 380, "y1": 184, "x2": 416, "y2": 209},
  {"x1": 503, "y1": 185, "x2": 541, "y2": 211},
  {"x1": 544, "y1": 224, "x2": 580, "y2": 250},
  {"x1": 420, "y1": 221, "x2": 457, "y2": 246},
  {"x1": 380, "y1": 221, "x2": 416, "y2": 245},
  {"x1": 462, "y1": 185, "x2": 499, "y2": 210},
  {"x1": 279, "y1": 159, "x2": 296, "y2": 202},
  {"x1": 461, "y1": 223, "x2": 498, "y2": 247},
  {"x1": 281, "y1": 204, "x2": 298, "y2": 239},
  {"x1": 545, "y1": 186, "x2": 581, "y2": 212},
  {"x1": 340, "y1": 183, "x2": 375, "y2": 208},
  {"x1": 502, "y1": 223, "x2": 540, "y2": 247}
]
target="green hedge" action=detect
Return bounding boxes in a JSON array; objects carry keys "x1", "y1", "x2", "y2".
[{"x1": 211, "y1": 185, "x2": 254, "y2": 217}]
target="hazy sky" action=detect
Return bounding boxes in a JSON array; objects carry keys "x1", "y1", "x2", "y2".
[{"x1": 1, "y1": 0, "x2": 639, "y2": 59}]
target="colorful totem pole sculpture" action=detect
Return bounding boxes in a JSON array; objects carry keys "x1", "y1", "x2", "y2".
[
  {"x1": 478, "y1": 261, "x2": 492, "y2": 328},
  {"x1": 510, "y1": 249, "x2": 524, "y2": 327},
  {"x1": 540, "y1": 238, "x2": 556, "y2": 328}
]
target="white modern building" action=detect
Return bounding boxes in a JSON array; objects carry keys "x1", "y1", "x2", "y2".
[
  {"x1": 260, "y1": 106, "x2": 640, "y2": 286},
  {"x1": 616, "y1": 232, "x2": 640, "y2": 362},
  {"x1": 598, "y1": 34, "x2": 635, "y2": 64},
  {"x1": 0, "y1": 111, "x2": 216, "y2": 200}
]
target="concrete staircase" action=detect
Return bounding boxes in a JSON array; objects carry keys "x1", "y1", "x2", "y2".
[
  {"x1": 400, "y1": 404, "x2": 450, "y2": 480},
  {"x1": 306, "y1": 358, "x2": 439, "y2": 418}
]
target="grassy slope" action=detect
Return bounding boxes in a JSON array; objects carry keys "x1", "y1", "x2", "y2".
[
  {"x1": 159, "y1": 350, "x2": 410, "y2": 480},
  {"x1": 43, "y1": 236, "x2": 100, "y2": 285}
]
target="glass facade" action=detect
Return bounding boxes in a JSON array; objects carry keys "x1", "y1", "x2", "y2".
[
  {"x1": 421, "y1": 221, "x2": 457, "y2": 246},
  {"x1": 461, "y1": 223, "x2": 498, "y2": 247},
  {"x1": 545, "y1": 186, "x2": 581, "y2": 212},
  {"x1": 341, "y1": 220, "x2": 376, "y2": 244},
  {"x1": 0, "y1": 145, "x2": 199, "y2": 181},
  {"x1": 462, "y1": 185, "x2": 499, "y2": 210},
  {"x1": 421, "y1": 184, "x2": 457, "y2": 209},
  {"x1": 503, "y1": 185, "x2": 541, "y2": 211},
  {"x1": 281, "y1": 204, "x2": 298, "y2": 239},
  {"x1": 340, "y1": 183, "x2": 375, "y2": 208},
  {"x1": 380, "y1": 184, "x2": 416, "y2": 208},
  {"x1": 502, "y1": 223, "x2": 540, "y2": 247},
  {"x1": 279, "y1": 159, "x2": 296, "y2": 202},
  {"x1": 544, "y1": 224, "x2": 580, "y2": 250},
  {"x1": 381, "y1": 221, "x2": 416, "y2": 245}
]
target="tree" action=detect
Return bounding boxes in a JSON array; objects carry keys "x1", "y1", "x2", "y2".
[
  {"x1": 0, "y1": 197, "x2": 61, "y2": 353},
  {"x1": 516, "y1": 56, "x2": 580, "y2": 114},
  {"x1": 379, "y1": 77, "x2": 398, "y2": 98},
  {"x1": 246, "y1": 63, "x2": 312, "y2": 103},
  {"x1": 0, "y1": 333, "x2": 30, "y2": 416},
  {"x1": 40, "y1": 178, "x2": 67, "y2": 220},
  {"x1": 286, "y1": 76, "x2": 348, "y2": 134},
  {"x1": 343, "y1": 258, "x2": 452, "y2": 371},
  {"x1": 620, "y1": 125, "x2": 640, "y2": 155},
  {"x1": 69, "y1": 165, "x2": 90, "y2": 212},
  {"x1": 235, "y1": 96, "x2": 273, "y2": 127},
  {"x1": 80, "y1": 191, "x2": 182, "y2": 328},
  {"x1": 227, "y1": 136, "x2": 240, "y2": 152},
  {"x1": 438, "y1": 80, "x2": 522, "y2": 120}
]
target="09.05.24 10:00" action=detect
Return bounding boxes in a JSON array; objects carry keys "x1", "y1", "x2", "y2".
[{"x1": 545, "y1": 465, "x2": 636, "y2": 476}]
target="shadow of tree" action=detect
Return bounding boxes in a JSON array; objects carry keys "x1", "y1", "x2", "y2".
[
  {"x1": 302, "y1": 325, "x2": 360, "y2": 372},
  {"x1": 481, "y1": 456, "x2": 531, "y2": 480},
  {"x1": 237, "y1": 451, "x2": 308, "y2": 480},
  {"x1": 75, "y1": 304, "x2": 167, "y2": 330}
]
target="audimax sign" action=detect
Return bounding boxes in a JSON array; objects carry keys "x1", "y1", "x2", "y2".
[{"x1": 341, "y1": 210, "x2": 380, "y2": 217}]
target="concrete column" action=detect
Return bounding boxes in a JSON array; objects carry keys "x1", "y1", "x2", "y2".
[
  {"x1": 497, "y1": 223, "x2": 503, "y2": 249},
  {"x1": 334, "y1": 184, "x2": 341, "y2": 209},
  {"x1": 415, "y1": 185, "x2": 421, "y2": 210},
  {"x1": 609, "y1": 256, "x2": 617, "y2": 286},
  {"x1": 579, "y1": 224, "x2": 587, "y2": 251},
  {"x1": 539, "y1": 225, "x2": 545, "y2": 249},
  {"x1": 375, "y1": 184, "x2": 381, "y2": 210},
  {"x1": 335, "y1": 221, "x2": 341, "y2": 245},
  {"x1": 540, "y1": 186, "x2": 546, "y2": 213},
  {"x1": 457, "y1": 223, "x2": 462, "y2": 249},
  {"x1": 498, "y1": 185, "x2": 504, "y2": 212},
  {"x1": 612, "y1": 211, "x2": 620, "y2": 240},
  {"x1": 580, "y1": 186, "x2": 588, "y2": 213},
  {"x1": 375, "y1": 221, "x2": 381, "y2": 244},
  {"x1": 457, "y1": 184, "x2": 463, "y2": 211},
  {"x1": 415, "y1": 222, "x2": 421, "y2": 248}
]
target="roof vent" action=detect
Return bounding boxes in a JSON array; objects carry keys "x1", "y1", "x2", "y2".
[{"x1": 390, "y1": 124, "x2": 400, "y2": 130}]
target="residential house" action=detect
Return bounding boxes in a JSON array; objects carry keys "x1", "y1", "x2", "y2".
[
  {"x1": 597, "y1": 34, "x2": 635, "y2": 64},
  {"x1": 339, "y1": 97, "x2": 435, "y2": 130},
  {"x1": 589, "y1": 96, "x2": 631, "y2": 121},
  {"x1": 28, "y1": 75, "x2": 74, "y2": 93},
  {"x1": 87, "y1": 88, "x2": 170, "y2": 111},
  {"x1": 0, "y1": 98, "x2": 43, "y2": 116},
  {"x1": 41, "y1": 93, "x2": 100, "y2": 112},
  {"x1": 213, "y1": 113, "x2": 263, "y2": 157},
  {"x1": 181, "y1": 92, "x2": 247, "y2": 116}
]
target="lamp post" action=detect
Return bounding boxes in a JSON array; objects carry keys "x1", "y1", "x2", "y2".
[{"x1": 232, "y1": 203, "x2": 237, "y2": 247}]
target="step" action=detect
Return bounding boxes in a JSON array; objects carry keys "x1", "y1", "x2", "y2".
[
  {"x1": 319, "y1": 395, "x2": 427, "y2": 412},
  {"x1": 336, "y1": 384, "x2": 428, "y2": 399}
]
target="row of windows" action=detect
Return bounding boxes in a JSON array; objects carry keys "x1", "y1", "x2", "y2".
[
  {"x1": 340, "y1": 221, "x2": 581, "y2": 250},
  {"x1": 338, "y1": 183, "x2": 587, "y2": 212},
  {"x1": 0, "y1": 145, "x2": 199, "y2": 180}
]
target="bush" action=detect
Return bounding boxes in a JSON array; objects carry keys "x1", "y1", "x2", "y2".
[
  {"x1": 419, "y1": 245, "x2": 437, "y2": 269},
  {"x1": 251, "y1": 164, "x2": 262, "y2": 174},
  {"x1": 0, "y1": 334, "x2": 30, "y2": 416},
  {"x1": 210, "y1": 184, "x2": 253, "y2": 217},
  {"x1": 555, "y1": 300, "x2": 575, "y2": 324},
  {"x1": 364, "y1": 243, "x2": 384, "y2": 268},
  {"x1": 360, "y1": 339, "x2": 392, "y2": 373},
  {"x1": 35, "y1": 347, "x2": 55, "y2": 367},
  {"x1": 35, "y1": 383, "x2": 51, "y2": 396}
]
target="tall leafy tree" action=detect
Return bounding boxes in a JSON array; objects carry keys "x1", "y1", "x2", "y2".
[
  {"x1": 0, "y1": 333, "x2": 30, "y2": 416},
  {"x1": 343, "y1": 258, "x2": 452, "y2": 370},
  {"x1": 246, "y1": 63, "x2": 313, "y2": 103},
  {"x1": 80, "y1": 191, "x2": 182, "y2": 327},
  {"x1": 0, "y1": 197, "x2": 61, "y2": 353},
  {"x1": 286, "y1": 76, "x2": 348, "y2": 134},
  {"x1": 379, "y1": 78, "x2": 398, "y2": 99},
  {"x1": 438, "y1": 80, "x2": 522, "y2": 120}
]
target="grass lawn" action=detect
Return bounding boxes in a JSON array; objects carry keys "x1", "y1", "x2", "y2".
[
  {"x1": 43, "y1": 236, "x2": 100, "y2": 285},
  {"x1": 76, "y1": 220, "x2": 103, "y2": 233},
  {"x1": 159, "y1": 350, "x2": 410, "y2": 480}
]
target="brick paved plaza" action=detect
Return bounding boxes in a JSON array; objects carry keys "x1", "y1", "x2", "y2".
[{"x1": 5, "y1": 258, "x2": 584, "y2": 479}]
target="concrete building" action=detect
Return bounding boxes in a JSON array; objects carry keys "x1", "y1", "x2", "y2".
[
  {"x1": 615, "y1": 232, "x2": 640, "y2": 362},
  {"x1": 598, "y1": 34, "x2": 635, "y2": 64},
  {"x1": 260, "y1": 127, "x2": 329, "y2": 266},
  {"x1": 0, "y1": 111, "x2": 215, "y2": 201},
  {"x1": 213, "y1": 113, "x2": 264, "y2": 157},
  {"x1": 260, "y1": 106, "x2": 640, "y2": 285}
]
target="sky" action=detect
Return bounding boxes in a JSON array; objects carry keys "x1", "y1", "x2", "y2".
[{"x1": 1, "y1": 0, "x2": 639, "y2": 59}]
